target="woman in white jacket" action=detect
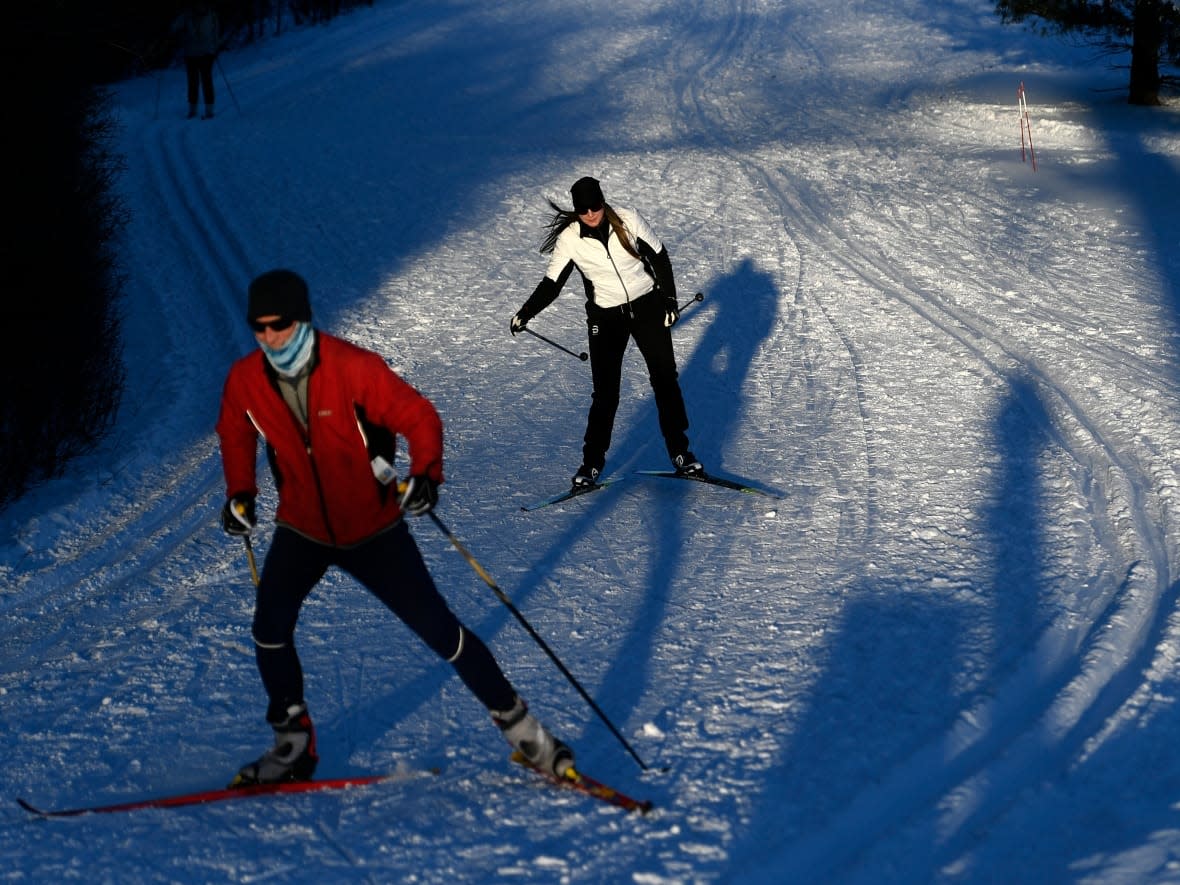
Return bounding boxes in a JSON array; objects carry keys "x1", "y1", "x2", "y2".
[
  {"x1": 174, "y1": 2, "x2": 220, "y2": 119},
  {"x1": 511, "y1": 177, "x2": 702, "y2": 488}
]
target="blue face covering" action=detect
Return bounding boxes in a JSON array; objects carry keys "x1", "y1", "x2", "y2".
[{"x1": 262, "y1": 322, "x2": 314, "y2": 377}]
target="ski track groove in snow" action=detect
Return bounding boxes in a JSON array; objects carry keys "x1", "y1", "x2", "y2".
[
  {"x1": 1, "y1": 1, "x2": 1178, "y2": 883},
  {"x1": 663, "y1": 0, "x2": 1178, "y2": 879}
]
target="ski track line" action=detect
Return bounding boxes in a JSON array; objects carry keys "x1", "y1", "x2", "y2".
[
  {"x1": 31, "y1": 0, "x2": 610, "y2": 671},
  {"x1": 756, "y1": 119, "x2": 1172, "y2": 885},
  {"x1": 1, "y1": 50, "x2": 282, "y2": 637},
  {"x1": 672, "y1": 0, "x2": 879, "y2": 542},
  {"x1": 668, "y1": 0, "x2": 1174, "y2": 878},
  {"x1": 738, "y1": 133, "x2": 1173, "y2": 876},
  {"x1": 79, "y1": 6, "x2": 1167, "y2": 879},
  {"x1": 0, "y1": 116, "x2": 255, "y2": 666}
]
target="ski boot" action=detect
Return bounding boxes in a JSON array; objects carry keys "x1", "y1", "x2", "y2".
[
  {"x1": 229, "y1": 702, "x2": 319, "y2": 787},
  {"x1": 492, "y1": 696, "x2": 574, "y2": 778}
]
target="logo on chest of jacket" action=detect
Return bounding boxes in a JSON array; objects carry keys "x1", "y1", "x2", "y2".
[{"x1": 318, "y1": 409, "x2": 333, "y2": 417}]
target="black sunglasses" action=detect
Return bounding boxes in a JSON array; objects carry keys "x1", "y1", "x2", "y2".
[
  {"x1": 249, "y1": 316, "x2": 297, "y2": 333},
  {"x1": 576, "y1": 202, "x2": 604, "y2": 215}
]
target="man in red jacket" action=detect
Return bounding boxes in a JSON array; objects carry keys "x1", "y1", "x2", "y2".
[{"x1": 216, "y1": 269, "x2": 573, "y2": 785}]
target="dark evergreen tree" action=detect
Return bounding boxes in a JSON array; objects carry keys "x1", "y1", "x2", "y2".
[
  {"x1": 997, "y1": 0, "x2": 1179, "y2": 104},
  {"x1": 2, "y1": 0, "x2": 379, "y2": 508},
  {"x1": 3, "y1": 6, "x2": 127, "y2": 507}
]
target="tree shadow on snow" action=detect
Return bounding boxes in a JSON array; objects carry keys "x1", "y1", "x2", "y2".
[
  {"x1": 603, "y1": 258, "x2": 783, "y2": 730},
  {"x1": 1091, "y1": 102, "x2": 1180, "y2": 392}
]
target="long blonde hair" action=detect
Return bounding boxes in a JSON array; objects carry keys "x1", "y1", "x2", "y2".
[{"x1": 539, "y1": 199, "x2": 640, "y2": 260}]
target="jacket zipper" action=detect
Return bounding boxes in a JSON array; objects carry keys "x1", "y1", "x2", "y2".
[
  {"x1": 304, "y1": 437, "x2": 337, "y2": 546},
  {"x1": 299, "y1": 381, "x2": 338, "y2": 546},
  {"x1": 268, "y1": 367, "x2": 339, "y2": 546},
  {"x1": 598, "y1": 230, "x2": 636, "y2": 319}
]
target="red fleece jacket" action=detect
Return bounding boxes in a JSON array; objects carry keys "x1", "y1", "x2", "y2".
[{"x1": 217, "y1": 331, "x2": 443, "y2": 546}]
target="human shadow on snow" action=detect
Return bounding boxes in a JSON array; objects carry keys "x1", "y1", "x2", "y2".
[
  {"x1": 727, "y1": 374, "x2": 1066, "y2": 880},
  {"x1": 376, "y1": 259, "x2": 789, "y2": 778}
]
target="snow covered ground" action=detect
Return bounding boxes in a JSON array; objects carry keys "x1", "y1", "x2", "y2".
[{"x1": 2, "y1": 0, "x2": 1178, "y2": 881}]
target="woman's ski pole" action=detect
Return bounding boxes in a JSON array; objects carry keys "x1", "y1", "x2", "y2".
[
  {"x1": 524, "y1": 327, "x2": 588, "y2": 362},
  {"x1": 522, "y1": 293, "x2": 701, "y2": 360},
  {"x1": 216, "y1": 56, "x2": 241, "y2": 114},
  {"x1": 426, "y1": 510, "x2": 652, "y2": 771}
]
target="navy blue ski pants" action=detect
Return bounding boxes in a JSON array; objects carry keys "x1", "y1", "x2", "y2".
[
  {"x1": 251, "y1": 521, "x2": 515, "y2": 722},
  {"x1": 185, "y1": 54, "x2": 215, "y2": 107}
]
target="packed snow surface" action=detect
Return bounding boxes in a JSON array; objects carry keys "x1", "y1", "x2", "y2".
[{"x1": 2, "y1": 0, "x2": 1178, "y2": 882}]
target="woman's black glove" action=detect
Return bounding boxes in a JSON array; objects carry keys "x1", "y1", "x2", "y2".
[{"x1": 663, "y1": 296, "x2": 680, "y2": 328}]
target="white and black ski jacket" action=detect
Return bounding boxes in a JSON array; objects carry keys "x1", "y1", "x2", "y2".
[{"x1": 519, "y1": 206, "x2": 676, "y2": 320}]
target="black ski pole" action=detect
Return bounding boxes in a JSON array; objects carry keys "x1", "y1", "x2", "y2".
[
  {"x1": 216, "y1": 56, "x2": 241, "y2": 114},
  {"x1": 679, "y1": 291, "x2": 705, "y2": 312},
  {"x1": 107, "y1": 41, "x2": 162, "y2": 120},
  {"x1": 523, "y1": 327, "x2": 588, "y2": 362},
  {"x1": 231, "y1": 500, "x2": 260, "y2": 585},
  {"x1": 425, "y1": 509, "x2": 653, "y2": 772},
  {"x1": 242, "y1": 534, "x2": 260, "y2": 586}
]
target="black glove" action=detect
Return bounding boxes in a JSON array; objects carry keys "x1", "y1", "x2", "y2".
[
  {"x1": 398, "y1": 475, "x2": 439, "y2": 516},
  {"x1": 221, "y1": 494, "x2": 256, "y2": 536},
  {"x1": 663, "y1": 296, "x2": 680, "y2": 328},
  {"x1": 510, "y1": 312, "x2": 529, "y2": 336}
]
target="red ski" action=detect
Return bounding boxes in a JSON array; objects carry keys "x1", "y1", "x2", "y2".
[
  {"x1": 510, "y1": 751, "x2": 653, "y2": 814},
  {"x1": 17, "y1": 770, "x2": 435, "y2": 818}
]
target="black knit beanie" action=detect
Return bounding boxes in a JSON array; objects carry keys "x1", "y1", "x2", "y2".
[
  {"x1": 570, "y1": 176, "x2": 605, "y2": 212},
  {"x1": 247, "y1": 269, "x2": 312, "y2": 323}
]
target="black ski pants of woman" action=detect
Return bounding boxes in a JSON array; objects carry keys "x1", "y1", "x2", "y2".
[
  {"x1": 251, "y1": 521, "x2": 515, "y2": 723},
  {"x1": 582, "y1": 290, "x2": 691, "y2": 471},
  {"x1": 185, "y1": 54, "x2": 215, "y2": 107}
]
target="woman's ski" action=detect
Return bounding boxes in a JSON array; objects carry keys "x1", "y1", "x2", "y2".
[
  {"x1": 521, "y1": 478, "x2": 623, "y2": 511},
  {"x1": 634, "y1": 469, "x2": 782, "y2": 498}
]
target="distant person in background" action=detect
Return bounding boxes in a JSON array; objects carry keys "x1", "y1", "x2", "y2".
[
  {"x1": 216, "y1": 269, "x2": 574, "y2": 786},
  {"x1": 174, "y1": 2, "x2": 220, "y2": 119},
  {"x1": 511, "y1": 176, "x2": 703, "y2": 489}
]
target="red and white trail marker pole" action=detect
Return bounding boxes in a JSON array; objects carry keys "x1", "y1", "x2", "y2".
[{"x1": 1018, "y1": 81, "x2": 1037, "y2": 171}]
